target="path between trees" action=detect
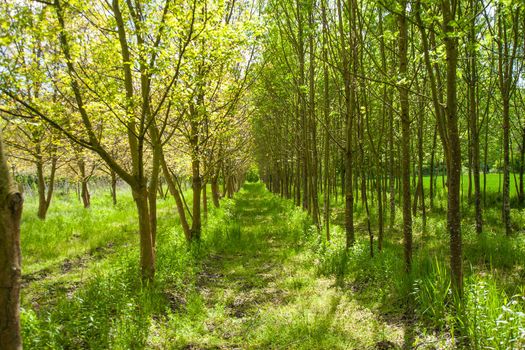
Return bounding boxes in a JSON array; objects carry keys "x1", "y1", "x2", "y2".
[{"x1": 182, "y1": 183, "x2": 404, "y2": 349}]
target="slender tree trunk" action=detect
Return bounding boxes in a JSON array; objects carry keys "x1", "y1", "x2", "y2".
[
  {"x1": 110, "y1": 169, "x2": 117, "y2": 205},
  {"x1": 519, "y1": 128, "x2": 525, "y2": 204},
  {"x1": 161, "y1": 155, "x2": 192, "y2": 241},
  {"x1": 308, "y1": 1, "x2": 320, "y2": 229},
  {"x1": 202, "y1": 180, "x2": 208, "y2": 220},
  {"x1": 502, "y1": 97, "x2": 511, "y2": 235},
  {"x1": 211, "y1": 173, "x2": 220, "y2": 208},
  {"x1": 389, "y1": 95, "x2": 396, "y2": 229},
  {"x1": 190, "y1": 122, "x2": 202, "y2": 241},
  {"x1": 322, "y1": 0, "x2": 331, "y2": 240},
  {"x1": 148, "y1": 140, "x2": 161, "y2": 248},
  {"x1": 417, "y1": 96, "x2": 426, "y2": 228},
  {"x1": 337, "y1": 0, "x2": 355, "y2": 248},
  {"x1": 36, "y1": 158, "x2": 47, "y2": 219},
  {"x1": 443, "y1": 0, "x2": 463, "y2": 294},
  {"x1": 398, "y1": 1, "x2": 412, "y2": 272},
  {"x1": 36, "y1": 154, "x2": 56, "y2": 219},
  {"x1": 467, "y1": 3, "x2": 482, "y2": 233},
  {"x1": 78, "y1": 159, "x2": 90, "y2": 209},
  {"x1": 497, "y1": 6, "x2": 519, "y2": 235}
]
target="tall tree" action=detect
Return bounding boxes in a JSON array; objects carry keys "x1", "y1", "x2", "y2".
[{"x1": 397, "y1": 0, "x2": 412, "y2": 272}]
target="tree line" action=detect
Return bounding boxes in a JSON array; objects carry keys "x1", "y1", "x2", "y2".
[
  {"x1": 0, "y1": 1, "x2": 258, "y2": 347},
  {"x1": 252, "y1": 0, "x2": 525, "y2": 298}
]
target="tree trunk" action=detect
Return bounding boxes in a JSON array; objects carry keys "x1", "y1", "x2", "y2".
[
  {"x1": 132, "y1": 186, "x2": 155, "y2": 282},
  {"x1": 0, "y1": 134, "x2": 23, "y2": 350},
  {"x1": 467, "y1": 2, "x2": 482, "y2": 233},
  {"x1": 337, "y1": 0, "x2": 355, "y2": 248},
  {"x1": 443, "y1": 0, "x2": 463, "y2": 294},
  {"x1": 429, "y1": 126, "x2": 437, "y2": 210},
  {"x1": 78, "y1": 159, "x2": 90, "y2": 209},
  {"x1": 203, "y1": 180, "x2": 208, "y2": 220},
  {"x1": 518, "y1": 128, "x2": 525, "y2": 204},
  {"x1": 110, "y1": 169, "x2": 117, "y2": 205},
  {"x1": 211, "y1": 173, "x2": 220, "y2": 208},
  {"x1": 36, "y1": 158, "x2": 47, "y2": 219},
  {"x1": 322, "y1": 0, "x2": 330, "y2": 240},
  {"x1": 161, "y1": 155, "x2": 192, "y2": 241},
  {"x1": 190, "y1": 129, "x2": 202, "y2": 240},
  {"x1": 398, "y1": 1, "x2": 412, "y2": 272},
  {"x1": 36, "y1": 153, "x2": 56, "y2": 220}
]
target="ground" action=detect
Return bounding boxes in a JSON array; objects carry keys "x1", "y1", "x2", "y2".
[
  {"x1": 166, "y1": 183, "x2": 404, "y2": 349},
  {"x1": 20, "y1": 179, "x2": 525, "y2": 349}
]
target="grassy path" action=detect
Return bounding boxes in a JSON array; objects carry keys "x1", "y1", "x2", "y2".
[{"x1": 179, "y1": 183, "x2": 404, "y2": 349}]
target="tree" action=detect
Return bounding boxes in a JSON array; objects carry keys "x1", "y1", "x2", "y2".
[
  {"x1": 397, "y1": 0, "x2": 412, "y2": 272},
  {"x1": 0, "y1": 131, "x2": 23, "y2": 350},
  {"x1": 1, "y1": 0, "x2": 197, "y2": 282}
]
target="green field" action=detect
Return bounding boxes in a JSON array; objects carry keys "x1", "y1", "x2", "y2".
[{"x1": 19, "y1": 181, "x2": 525, "y2": 349}]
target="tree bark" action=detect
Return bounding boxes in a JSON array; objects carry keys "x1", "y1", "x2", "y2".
[
  {"x1": 0, "y1": 133, "x2": 23, "y2": 350},
  {"x1": 132, "y1": 186, "x2": 155, "y2": 282},
  {"x1": 36, "y1": 151, "x2": 57, "y2": 220},
  {"x1": 398, "y1": 1, "x2": 412, "y2": 272},
  {"x1": 211, "y1": 173, "x2": 220, "y2": 208},
  {"x1": 190, "y1": 118, "x2": 202, "y2": 241},
  {"x1": 78, "y1": 159, "x2": 90, "y2": 209},
  {"x1": 467, "y1": 0, "x2": 482, "y2": 233},
  {"x1": 110, "y1": 169, "x2": 117, "y2": 205},
  {"x1": 443, "y1": 0, "x2": 463, "y2": 295}
]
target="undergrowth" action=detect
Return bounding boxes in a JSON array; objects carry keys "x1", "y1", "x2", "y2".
[{"x1": 312, "y1": 199, "x2": 525, "y2": 349}]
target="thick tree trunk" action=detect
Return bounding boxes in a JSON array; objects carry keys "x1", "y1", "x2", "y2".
[
  {"x1": 0, "y1": 134, "x2": 23, "y2": 350},
  {"x1": 132, "y1": 187, "x2": 155, "y2": 282}
]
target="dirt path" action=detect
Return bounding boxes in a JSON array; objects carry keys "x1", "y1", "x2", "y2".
[{"x1": 184, "y1": 184, "x2": 405, "y2": 349}]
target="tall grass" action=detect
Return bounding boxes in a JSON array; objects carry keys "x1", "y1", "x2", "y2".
[{"x1": 312, "y1": 187, "x2": 525, "y2": 348}]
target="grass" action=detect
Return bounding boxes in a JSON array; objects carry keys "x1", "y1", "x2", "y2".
[
  {"x1": 19, "y1": 178, "x2": 525, "y2": 349},
  {"x1": 21, "y1": 182, "x2": 405, "y2": 349},
  {"x1": 314, "y1": 173, "x2": 525, "y2": 349}
]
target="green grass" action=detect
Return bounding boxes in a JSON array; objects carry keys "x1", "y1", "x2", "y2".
[
  {"x1": 313, "y1": 173, "x2": 525, "y2": 349},
  {"x1": 21, "y1": 183, "x2": 405, "y2": 349},
  {"x1": 21, "y1": 190, "x2": 138, "y2": 274},
  {"x1": 19, "y1": 180, "x2": 525, "y2": 349}
]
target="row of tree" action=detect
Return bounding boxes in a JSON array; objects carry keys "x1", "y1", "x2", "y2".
[
  {"x1": 252, "y1": 0, "x2": 525, "y2": 297},
  {"x1": 1, "y1": 1, "x2": 260, "y2": 347},
  {"x1": 1, "y1": 0, "x2": 258, "y2": 280}
]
